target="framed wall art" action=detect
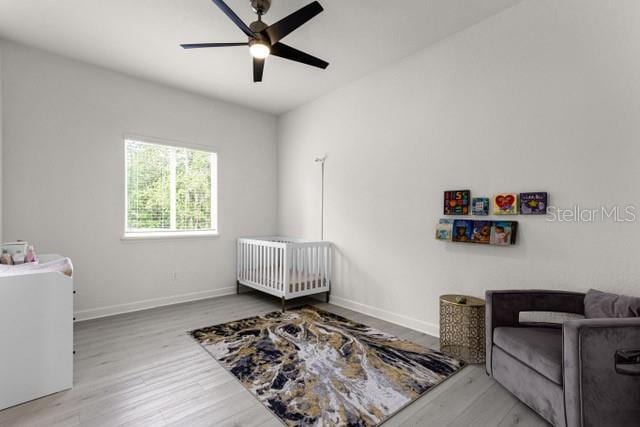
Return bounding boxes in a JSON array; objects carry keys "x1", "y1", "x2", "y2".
[
  {"x1": 493, "y1": 193, "x2": 519, "y2": 215},
  {"x1": 444, "y1": 190, "x2": 471, "y2": 215},
  {"x1": 520, "y1": 192, "x2": 548, "y2": 215}
]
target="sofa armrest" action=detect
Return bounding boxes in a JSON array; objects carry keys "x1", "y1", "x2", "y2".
[
  {"x1": 563, "y1": 318, "x2": 640, "y2": 427},
  {"x1": 485, "y1": 290, "x2": 585, "y2": 375}
]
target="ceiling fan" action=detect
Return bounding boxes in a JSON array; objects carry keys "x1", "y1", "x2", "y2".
[{"x1": 180, "y1": 0, "x2": 329, "y2": 82}]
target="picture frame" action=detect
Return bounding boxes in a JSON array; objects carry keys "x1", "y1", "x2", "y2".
[
  {"x1": 520, "y1": 192, "x2": 548, "y2": 215},
  {"x1": 471, "y1": 197, "x2": 490, "y2": 216},
  {"x1": 444, "y1": 190, "x2": 471, "y2": 215},
  {"x1": 435, "y1": 219, "x2": 454, "y2": 241},
  {"x1": 490, "y1": 221, "x2": 518, "y2": 245},
  {"x1": 492, "y1": 193, "x2": 519, "y2": 215},
  {"x1": 452, "y1": 220, "x2": 473, "y2": 242},
  {"x1": 1, "y1": 241, "x2": 28, "y2": 264},
  {"x1": 471, "y1": 220, "x2": 492, "y2": 244}
]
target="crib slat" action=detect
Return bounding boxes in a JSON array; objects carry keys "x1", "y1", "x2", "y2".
[
  {"x1": 289, "y1": 247, "x2": 294, "y2": 294},
  {"x1": 314, "y1": 246, "x2": 317, "y2": 289},
  {"x1": 304, "y1": 247, "x2": 308, "y2": 291},
  {"x1": 271, "y1": 248, "x2": 278, "y2": 287},
  {"x1": 320, "y1": 245, "x2": 324, "y2": 288},
  {"x1": 241, "y1": 242, "x2": 245, "y2": 281},
  {"x1": 316, "y1": 246, "x2": 320, "y2": 288},
  {"x1": 307, "y1": 247, "x2": 311, "y2": 291},
  {"x1": 258, "y1": 245, "x2": 262, "y2": 286},
  {"x1": 252, "y1": 244, "x2": 256, "y2": 284},
  {"x1": 268, "y1": 246, "x2": 273, "y2": 289},
  {"x1": 301, "y1": 247, "x2": 307, "y2": 292},
  {"x1": 309, "y1": 247, "x2": 313, "y2": 290},
  {"x1": 279, "y1": 247, "x2": 283, "y2": 293},
  {"x1": 296, "y1": 248, "x2": 300, "y2": 293},
  {"x1": 262, "y1": 245, "x2": 266, "y2": 287},
  {"x1": 323, "y1": 246, "x2": 328, "y2": 288},
  {"x1": 255, "y1": 244, "x2": 258, "y2": 284},
  {"x1": 307, "y1": 247, "x2": 312, "y2": 291}
]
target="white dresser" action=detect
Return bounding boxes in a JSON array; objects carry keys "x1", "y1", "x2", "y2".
[{"x1": 0, "y1": 254, "x2": 74, "y2": 410}]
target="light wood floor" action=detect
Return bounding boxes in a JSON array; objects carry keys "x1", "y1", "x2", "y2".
[{"x1": 0, "y1": 292, "x2": 549, "y2": 427}]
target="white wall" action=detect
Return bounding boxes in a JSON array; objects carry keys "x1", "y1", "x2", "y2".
[
  {"x1": 278, "y1": 0, "x2": 640, "y2": 335},
  {"x1": 1, "y1": 41, "x2": 278, "y2": 319}
]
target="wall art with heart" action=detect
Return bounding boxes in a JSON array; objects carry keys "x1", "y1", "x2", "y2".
[{"x1": 493, "y1": 193, "x2": 519, "y2": 215}]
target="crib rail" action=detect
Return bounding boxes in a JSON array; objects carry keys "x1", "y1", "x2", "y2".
[{"x1": 237, "y1": 237, "x2": 332, "y2": 300}]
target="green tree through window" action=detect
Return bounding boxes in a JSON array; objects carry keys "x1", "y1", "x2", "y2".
[{"x1": 125, "y1": 139, "x2": 217, "y2": 234}]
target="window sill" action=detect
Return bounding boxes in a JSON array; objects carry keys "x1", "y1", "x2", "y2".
[{"x1": 121, "y1": 231, "x2": 220, "y2": 242}]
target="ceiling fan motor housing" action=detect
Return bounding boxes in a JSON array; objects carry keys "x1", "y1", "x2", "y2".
[
  {"x1": 251, "y1": 0, "x2": 271, "y2": 16},
  {"x1": 249, "y1": 20, "x2": 269, "y2": 36}
]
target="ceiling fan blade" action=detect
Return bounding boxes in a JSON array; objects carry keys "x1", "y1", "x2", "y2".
[
  {"x1": 271, "y1": 42, "x2": 329, "y2": 69},
  {"x1": 263, "y1": 1, "x2": 323, "y2": 44},
  {"x1": 181, "y1": 42, "x2": 248, "y2": 49},
  {"x1": 253, "y1": 57, "x2": 265, "y2": 82},
  {"x1": 210, "y1": 0, "x2": 256, "y2": 38}
]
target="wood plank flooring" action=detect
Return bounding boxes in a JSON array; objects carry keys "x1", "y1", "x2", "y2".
[{"x1": 0, "y1": 292, "x2": 549, "y2": 426}]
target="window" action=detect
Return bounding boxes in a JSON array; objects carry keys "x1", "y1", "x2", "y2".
[{"x1": 125, "y1": 138, "x2": 217, "y2": 238}]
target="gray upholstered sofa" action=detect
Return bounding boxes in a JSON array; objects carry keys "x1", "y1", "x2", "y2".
[{"x1": 485, "y1": 290, "x2": 640, "y2": 427}]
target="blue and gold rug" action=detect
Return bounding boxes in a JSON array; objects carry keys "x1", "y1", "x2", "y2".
[{"x1": 190, "y1": 306, "x2": 464, "y2": 426}]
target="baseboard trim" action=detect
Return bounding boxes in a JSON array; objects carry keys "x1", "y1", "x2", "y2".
[
  {"x1": 330, "y1": 295, "x2": 440, "y2": 337},
  {"x1": 74, "y1": 287, "x2": 237, "y2": 322},
  {"x1": 74, "y1": 288, "x2": 440, "y2": 336}
]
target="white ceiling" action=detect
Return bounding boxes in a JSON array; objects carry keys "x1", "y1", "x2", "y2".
[{"x1": 0, "y1": 0, "x2": 522, "y2": 114}]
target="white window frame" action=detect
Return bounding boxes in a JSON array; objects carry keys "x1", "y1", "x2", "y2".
[{"x1": 122, "y1": 135, "x2": 219, "y2": 240}]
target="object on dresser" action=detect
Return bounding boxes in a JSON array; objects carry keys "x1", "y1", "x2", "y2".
[
  {"x1": 25, "y1": 245, "x2": 38, "y2": 263},
  {"x1": 1, "y1": 242, "x2": 29, "y2": 264},
  {"x1": 0, "y1": 255, "x2": 73, "y2": 278}
]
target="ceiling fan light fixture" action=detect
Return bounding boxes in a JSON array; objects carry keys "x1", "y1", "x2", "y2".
[{"x1": 250, "y1": 40, "x2": 271, "y2": 59}]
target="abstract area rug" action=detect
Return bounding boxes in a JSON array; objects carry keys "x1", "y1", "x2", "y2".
[{"x1": 189, "y1": 306, "x2": 464, "y2": 426}]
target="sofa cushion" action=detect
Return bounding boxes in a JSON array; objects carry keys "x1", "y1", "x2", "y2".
[
  {"x1": 584, "y1": 289, "x2": 640, "y2": 318},
  {"x1": 493, "y1": 327, "x2": 563, "y2": 385},
  {"x1": 492, "y1": 346, "x2": 565, "y2": 426},
  {"x1": 518, "y1": 310, "x2": 585, "y2": 327}
]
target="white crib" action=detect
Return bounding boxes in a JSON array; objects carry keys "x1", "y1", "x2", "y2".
[{"x1": 237, "y1": 237, "x2": 333, "y2": 311}]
